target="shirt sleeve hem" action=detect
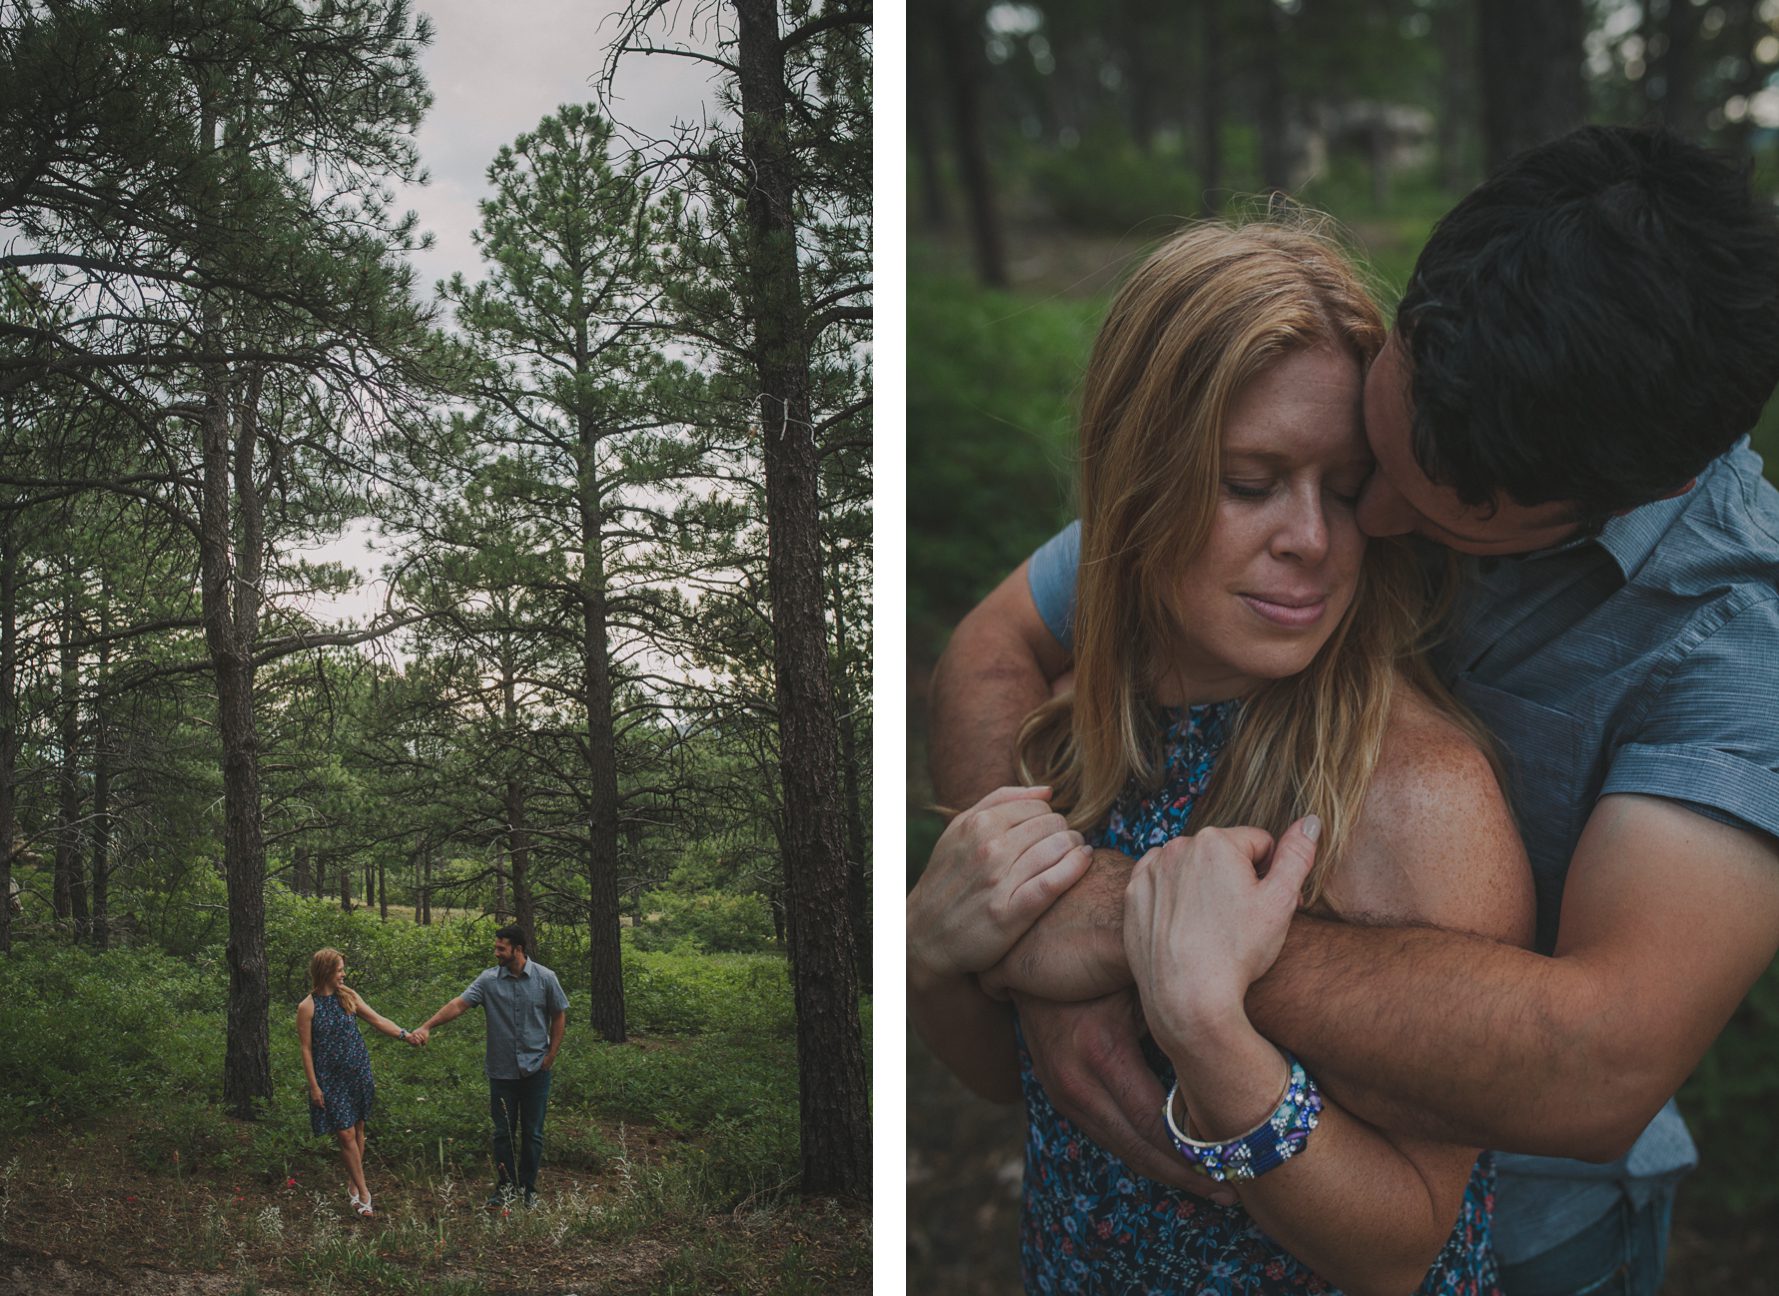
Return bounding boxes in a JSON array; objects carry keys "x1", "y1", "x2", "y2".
[{"x1": 1602, "y1": 743, "x2": 1779, "y2": 841}]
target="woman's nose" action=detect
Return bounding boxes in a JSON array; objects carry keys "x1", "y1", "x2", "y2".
[{"x1": 1272, "y1": 490, "x2": 1329, "y2": 562}]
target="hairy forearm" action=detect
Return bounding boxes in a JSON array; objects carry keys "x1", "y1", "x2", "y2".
[
  {"x1": 1248, "y1": 915, "x2": 1638, "y2": 1158},
  {"x1": 927, "y1": 616, "x2": 1053, "y2": 811},
  {"x1": 982, "y1": 847, "x2": 1135, "y2": 1001},
  {"x1": 909, "y1": 963, "x2": 1022, "y2": 1104},
  {"x1": 422, "y1": 998, "x2": 467, "y2": 1031}
]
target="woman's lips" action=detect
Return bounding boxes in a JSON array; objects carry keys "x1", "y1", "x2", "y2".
[{"x1": 1238, "y1": 593, "x2": 1328, "y2": 628}]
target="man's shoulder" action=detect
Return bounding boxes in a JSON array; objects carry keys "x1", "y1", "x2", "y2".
[{"x1": 526, "y1": 961, "x2": 561, "y2": 984}]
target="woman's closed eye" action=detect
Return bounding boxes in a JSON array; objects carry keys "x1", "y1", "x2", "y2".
[{"x1": 1221, "y1": 479, "x2": 1274, "y2": 501}]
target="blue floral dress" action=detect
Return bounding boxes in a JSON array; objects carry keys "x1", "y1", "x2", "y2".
[
  {"x1": 308, "y1": 992, "x2": 376, "y2": 1136},
  {"x1": 1017, "y1": 701, "x2": 1499, "y2": 1295}
]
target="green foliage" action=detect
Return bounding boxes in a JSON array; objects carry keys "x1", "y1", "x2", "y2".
[
  {"x1": 1027, "y1": 135, "x2": 1204, "y2": 234},
  {"x1": 0, "y1": 903, "x2": 837, "y2": 1214},
  {"x1": 905, "y1": 269, "x2": 1095, "y2": 645},
  {"x1": 630, "y1": 889, "x2": 777, "y2": 954}
]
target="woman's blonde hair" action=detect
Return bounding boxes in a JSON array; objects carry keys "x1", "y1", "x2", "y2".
[
  {"x1": 309, "y1": 947, "x2": 360, "y2": 1016},
  {"x1": 1017, "y1": 217, "x2": 1493, "y2": 907}
]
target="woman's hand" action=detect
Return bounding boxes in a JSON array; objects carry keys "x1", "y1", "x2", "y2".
[
  {"x1": 309, "y1": 1083, "x2": 325, "y2": 1108},
  {"x1": 1122, "y1": 818, "x2": 1320, "y2": 1055},
  {"x1": 909, "y1": 786, "x2": 1093, "y2": 981}
]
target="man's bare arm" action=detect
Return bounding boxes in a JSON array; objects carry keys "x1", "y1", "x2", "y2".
[
  {"x1": 928, "y1": 560, "x2": 1070, "y2": 810},
  {"x1": 1249, "y1": 795, "x2": 1779, "y2": 1158}
]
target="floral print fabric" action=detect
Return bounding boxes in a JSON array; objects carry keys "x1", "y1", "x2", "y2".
[
  {"x1": 308, "y1": 992, "x2": 376, "y2": 1136},
  {"x1": 1017, "y1": 701, "x2": 1499, "y2": 1295}
]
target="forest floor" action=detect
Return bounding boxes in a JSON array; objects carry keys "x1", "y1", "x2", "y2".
[{"x1": 0, "y1": 1112, "x2": 867, "y2": 1296}]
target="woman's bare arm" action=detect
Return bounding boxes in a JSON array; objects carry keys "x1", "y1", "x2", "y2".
[
  {"x1": 1178, "y1": 693, "x2": 1534, "y2": 1293},
  {"x1": 297, "y1": 997, "x2": 321, "y2": 1102}
]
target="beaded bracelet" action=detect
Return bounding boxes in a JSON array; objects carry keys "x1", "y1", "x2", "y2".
[{"x1": 1163, "y1": 1052, "x2": 1322, "y2": 1182}]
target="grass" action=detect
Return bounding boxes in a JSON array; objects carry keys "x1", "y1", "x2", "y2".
[{"x1": 0, "y1": 900, "x2": 869, "y2": 1294}]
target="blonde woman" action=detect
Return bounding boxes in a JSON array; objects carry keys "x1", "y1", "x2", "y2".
[
  {"x1": 908, "y1": 221, "x2": 1534, "y2": 1294},
  {"x1": 297, "y1": 947, "x2": 419, "y2": 1216}
]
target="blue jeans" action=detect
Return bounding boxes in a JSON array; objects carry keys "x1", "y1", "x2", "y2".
[
  {"x1": 488, "y1": 1068, "x2": 552, "y2": 1190},
  {"x1": 1498, "y1": 1183, "x2": 1677, "y2": 1296}
]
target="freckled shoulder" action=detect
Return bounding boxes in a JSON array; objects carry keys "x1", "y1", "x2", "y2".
[
  {"x1": 297, "y1": 995, "x2": 314, "y2": 1016},
  {"x1": 1322, "y1": 681, "x2": 1534, "y2": 947}
]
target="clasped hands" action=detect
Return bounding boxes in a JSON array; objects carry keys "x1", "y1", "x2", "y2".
[
  {"x1": 405, "y1": 1026, "x2": 431, "y2": 1046},
  {"x1": 917, "y1": 784, "x2": 1320, "y2": 1193}
]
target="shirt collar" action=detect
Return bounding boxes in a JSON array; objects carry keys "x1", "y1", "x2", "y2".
[
  {"x1": 498, "y1": 962, "x2": 531, "y2": 980},
  {"x1": 1499, "y1": 442, "x2": 1733, "y2": 581}
]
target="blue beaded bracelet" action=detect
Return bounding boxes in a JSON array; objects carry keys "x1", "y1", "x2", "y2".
[{"x1": 1163, "y1": 1052, "x2": 1322, "y2": 1182}]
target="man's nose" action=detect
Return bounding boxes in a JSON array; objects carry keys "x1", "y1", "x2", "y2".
[{"x1": 1356, "y1": 473, "x2": 1417, "y2": 539}]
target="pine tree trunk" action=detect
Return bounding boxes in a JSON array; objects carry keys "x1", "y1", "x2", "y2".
[
  {"x1": 934, "y1": 0, "x2": 1007, "y2": 287},
  {"x1": 507, "y1": 779, "x2": 535, "y2": 947},
  {"x1": 55, "y1": 579, "x2": 84, "y2": 931},
  {"x1": 203, "y1": 364, "x2": 273, "y2": 1119},
  {"x1": 294, "y1": 845, "x2": 310, "y2": 899},
  {"x1": 341, "y1": 862, "x2": 352, "y2": 912},
  {"x1": 734, "y1": 0, "x2": 869, "y2": 1199},
  {"x1": 828, "y1": 556, "x2": 868, "y2": 988},
  {"x1": 576, "y1": 415, "x2": 626, "y2": 1042},
  {"x1": 91, "y1": 580, "x2": 111, "y2": 950},
  {"x1": 1198, "y1": 0, "x2": 1224, "y2": 213},
  {"x1": 0, "y1": 506, "x2": 16, "y2": 957},
  {"x1": 1477, "y1": 0, "x2": 1586, "y2": 174}
]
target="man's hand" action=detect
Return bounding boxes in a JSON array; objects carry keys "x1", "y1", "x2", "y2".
[
  {"x1": 981, "y1": 847, "x2": 1137, "y2": 1002},
  {"x1": 410, "y1": 1026, "x2": 430, "y2": 1046},
  {"x1": 1012, "y1": 989, "x2": 1235, "y2": 1203}
]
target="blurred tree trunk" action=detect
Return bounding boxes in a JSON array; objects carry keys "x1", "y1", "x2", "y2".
[
  {"x1": 909, "y1": 24, "x2": 950, "y2": 229},
  {"x1": 1121, "y1": 0, "x2": 1157, "y2": 153},
  {"x1": 1433, "y1": 0, "x2": 1475, "y2": 192},
  {"x1": 1256, "y1": 0, "x2": 1291, "y2": 194},
  {"x1": 1721, "y1": 0, "x2": 1767, "y2": 158},
  {"x1": 1198, "y1": 0, "x2": 1224, "y2": 213},
  {"x1": 341, "y1": 862, "x2": 352, "y2": 912},
  {"x1": 935, "y1": 0, "x2": 1007, "y2": 286},
  {"x1": 1477, "y1": 0, "x2": 1586, "y2": 173},
  {"x1": 1646, "y1": 0, "x2": 1706, "y2": 139},
  {"x1": 294, "y1": 844, "x2": 310, "y2": 898}
]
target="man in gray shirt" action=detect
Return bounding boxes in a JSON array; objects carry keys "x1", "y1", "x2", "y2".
[
  {"x1": 925, "y1": 126, "x2": 1779, "y2": 1293},
  {"x1": 415, "y1": 924, "x2": 569, "y2": 1208}
]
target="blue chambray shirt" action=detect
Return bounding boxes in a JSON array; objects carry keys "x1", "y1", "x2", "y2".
[
  {"x1": 1025, "y1": 438, "x2": 1779, "y2": 1262},
  {"x1": 461, "y1": 960, "x2": 570, "y2": 1081}
]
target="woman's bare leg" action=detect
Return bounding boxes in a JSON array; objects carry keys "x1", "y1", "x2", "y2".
[
  {"x1": 335, "y1": 1128, "x2": 369, "y2": 1207},
  {"x1": 354, "y1": 1121, "x2": 369, "y2": 1204}
]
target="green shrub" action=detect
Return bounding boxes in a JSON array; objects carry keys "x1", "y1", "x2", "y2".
[
  {"x1": 630, "y1": 889, "x2": 776, "y2": 954},
  {"x1": 1028, "y1": 133, "x2": 1204, "y2": 234}
]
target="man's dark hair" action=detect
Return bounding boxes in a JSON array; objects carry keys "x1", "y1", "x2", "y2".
[
  {"x1": 494, "y1": 923, "x2": 527, "y2": 951},
  {"x1": 1397, "y1": 125, "x2": 1779, "y2": 524}
]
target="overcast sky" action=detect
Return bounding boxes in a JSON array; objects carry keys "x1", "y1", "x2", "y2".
[
  {"x1": 403, "y1": 0, "x2": 724, "y2": 294},
  {"x1": 308, "y1": 1, "x2": 725, "y2": 622}
]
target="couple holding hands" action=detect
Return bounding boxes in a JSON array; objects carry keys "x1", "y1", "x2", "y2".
[{"x1": 296, "y1": 925, "x2": 569, "y2": 1217}]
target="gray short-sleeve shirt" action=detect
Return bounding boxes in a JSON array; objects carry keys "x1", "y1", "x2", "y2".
[
  {"x1": 461, "y1": 960, "x2": 570, "y2": 1080},
  {"x1": 1024, "y1": 438, "x2": 1779, "y2": 1260}
]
